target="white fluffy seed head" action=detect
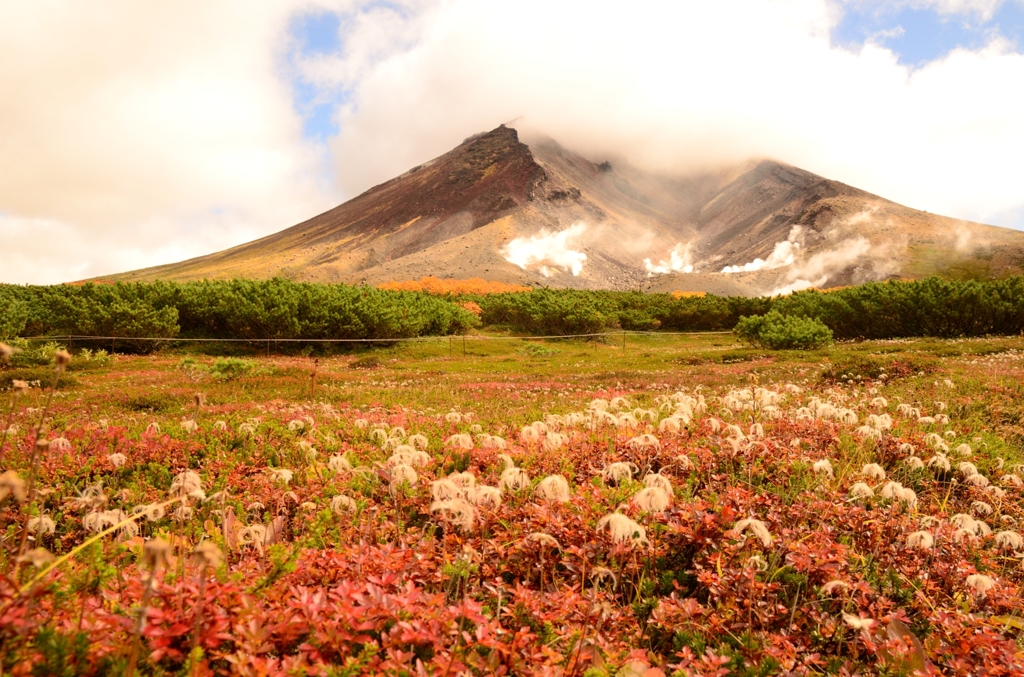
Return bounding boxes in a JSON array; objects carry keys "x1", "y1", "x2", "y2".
[
  {"x1": 842, "y1": 614, "x2": 876, "y2": 631},
  {"x1": 994, "y1": 531, "x2": 1023, "y2": 552},
  {"x1": 972, "y1": 501, "x2": 993, "y2": 516},
  {"x1": 965, "y1": 574, "x2": 996, "y2": 596},
  {"x1": 444, "y1": 434, "x2": 474, "y2": 450},
  {"x1": 849, "y1": 482, "x2": 875, "y2": 500},
  {"x1": 430, "y1": 478, "x2": 463, "y2": 501},
  {"x1": 812, "y1": 459, "x2": 834, "y2": 477},
  {"x1": 965, "y1": 474, "x2": 990, "y2": 488},
  {"x1": 627, "y1": 434, "x2": 661, "y2": 451},
  {"x1": 906, "y1": 531, "x2": 934, "y2": 549},
  {"x1": 330, "y1": 495, "x2": 357, "y2": 514},
  {"x1": 527, "y1": 532, "x2": 561, "y2": 549},
  {"x1": 658, "y1": 417, "x2": 682, "y2": 434},
  {"x1": 602, "y1": 462, "x2": 636, "y2": 483},
  {"x1": 429, "y1": 498, "x2": 476, "y2": 531},
  {"x1": 449, "y1": 471, "x2": 476, "y2": 488},
  {"x1": 390, "y1": 463, "x2": 418, "y2": 489},
  {"x1": 542, "y1": 432, "x2": 566, "y2": 453},
  {"x1": 499, "y1": 467, "x2": 530, "y2": 492},
  {"x1": 466, "y1": 484, "x2": 502, "y2": 510},
  {"x1": 520, "y1": 426, "x2": 541, "y2": 444},
  {"x1": 861, "y1": 463, "x2": 886, "y2": 481},
  {"x1": 28, "y1": 516, "x2": 56, "y2": 535},
  {"x1": 268, "y1": 468, "x2": 293, "y2": 484},
  {"x1": 534, "y1": 475, "x2": 571, "y2": 502},
  {"x1": 632, "y1": 487, "x2": 671, "y2": 512},
  {"x1": 596, "y1": 512, "x2": 648, "y2": 545},
  {"x1": 643, "y1": 473, "x2": 672, "y2": 492},
  {"x1": 820, "y1": 580, "x2": 849, "y2": 595},
  {"x1": 328, "y1": 455, "x2": 352, "y2": 473},
  {"x1": 734, "y1": 518, "x2": 772, "y2": 547},
  {"x1": 169, "y1": 470, "x2": 203, "y2": 497}
]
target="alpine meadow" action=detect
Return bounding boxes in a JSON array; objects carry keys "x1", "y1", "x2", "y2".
[{"x1": 4, "y1": 2, "x2": 1024, "y2": 675}]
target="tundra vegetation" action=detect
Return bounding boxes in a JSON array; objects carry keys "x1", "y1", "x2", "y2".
[{"x1": 1, "y1": 325, "x2": 1023, "y2": 676}]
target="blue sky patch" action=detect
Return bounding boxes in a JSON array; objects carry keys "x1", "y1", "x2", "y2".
[
  {"x1": 289, "y1": 11, "x2": 347, "y2": 141},
  {"x1": 833, "y1": 1, "x2": 1024, "y2": 67}
]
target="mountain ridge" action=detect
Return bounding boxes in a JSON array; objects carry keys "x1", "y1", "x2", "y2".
[{"x1": 100, "y1": 125, "x2": 1024, "y2": 296}]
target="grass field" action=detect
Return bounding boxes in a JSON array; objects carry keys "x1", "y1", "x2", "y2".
[{"x1": 2, "y1": 332, "x2": 1024, "y2": 675}]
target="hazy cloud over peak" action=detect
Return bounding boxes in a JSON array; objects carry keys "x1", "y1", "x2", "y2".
[{"x1": 2, "y1": 0, "x2": 1023, "y2": 284}]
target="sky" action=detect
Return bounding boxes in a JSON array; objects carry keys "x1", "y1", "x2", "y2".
[{"x1": 1, "y1": 0, "x2": 1023, "y2": 284}]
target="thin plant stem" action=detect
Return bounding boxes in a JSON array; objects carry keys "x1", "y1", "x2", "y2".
[
  {"x1": 125, "y1": 570, "x2": 157, "y2": 677},
  {"x1": 12, "y1": 359, "x2": 64, "y2": 577},
  {"x1": 0, "y1": 389, "x2": 20, "y2": 466},
  {"x1": 190, "y1": 563, "x2": 209, "y2": 671}
]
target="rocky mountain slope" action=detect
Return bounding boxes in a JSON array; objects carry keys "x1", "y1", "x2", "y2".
[{"x1": 104, "y1": 126, "x2": 1024, "y2": 295}]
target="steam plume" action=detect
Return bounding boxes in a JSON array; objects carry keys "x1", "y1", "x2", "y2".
[
  {"x1": 645, "y1": 242, "x2": 694, "y2": 275},
  {"x1": 722, "y1": 226, "x2": 803, "y2": 273},
  {"x1": 503, "y1": 223, "x2": 588, "y2": 277}
]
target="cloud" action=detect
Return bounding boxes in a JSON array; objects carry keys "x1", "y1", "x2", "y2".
[
  {"x1": 901, "y1": 0, "x2": 1006, "y2": 19},
  {"x1": 324, "y1": 0, "x2": 1024, "y2": 233},
  {"x1": 0, "y1": 0, "x2": 336, "y2": 284},
  {"x1": 3, "y1": 0, "x2": 1024, "y2": 285},
  {"x1": 844, "y1": 0, "x2": 1012, "y2": 21}
]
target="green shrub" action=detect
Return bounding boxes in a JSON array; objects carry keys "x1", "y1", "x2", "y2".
[
  {"x1": 518, "y1": 343, "x2": 559, "y2": 357},
  {"x1": 734, "y1": 311, "x2": 833, "y2": 350},
  {"x1": 0, "y1": 290, "x2": 28, "y2": 340},
  {"x1": 0, "y1": 368, "x2": 77, "y2": 390},
  {"x1": 208, "y1": 357, "x2": 262, "y2": 381},
  {"x1": 5, "y1": 339, "x2": 62, "y2": 368}
]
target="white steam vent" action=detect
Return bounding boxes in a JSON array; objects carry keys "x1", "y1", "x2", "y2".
[
  {"x1": 645, "y1": 242, "x2": 694, "y2": 275},
  {"x1": 721, "y1": 226, "x2": 803, "y2": 273},
  {"x1": 502, "y1": 223, "x2": 588, "y2": 277}
]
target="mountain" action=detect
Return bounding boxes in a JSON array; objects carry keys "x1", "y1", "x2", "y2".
[{"x1": 104, "y1": 125, "x2": 1024, "y2": 295}]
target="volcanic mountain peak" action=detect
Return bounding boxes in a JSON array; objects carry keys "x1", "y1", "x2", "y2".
[{"x1": 106, "y1": 126, "x2": 1024, "y2": 295}]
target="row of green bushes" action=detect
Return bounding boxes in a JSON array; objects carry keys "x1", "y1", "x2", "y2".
[
  {"x1": 472, "y1": 277, "x2": 1024, "y2": 340},
  {"x1": 0, "y1": 280, "x2": 476, "y2": 350},
  {"x1": 474, "y1": 289, "x2": 769, "y2": 334},
  {"x1": 3, "y1": 276, "x2": 1024, "y2": 350}
]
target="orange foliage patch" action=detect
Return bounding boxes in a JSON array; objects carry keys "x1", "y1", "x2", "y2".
[
  {"x1": 460, "y1": 301, "x2": 483, "y2": 316},
  {"x1": 379, "y1": 276, "x2": 531, "y2": 295},
  {"x1": 670, "y1": 291, "x2": 707, "y2": 298}
]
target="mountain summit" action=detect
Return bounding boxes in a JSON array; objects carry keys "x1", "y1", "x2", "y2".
[{"x1": 108, "y1": 126, "x2": 1024, "y2": 295}]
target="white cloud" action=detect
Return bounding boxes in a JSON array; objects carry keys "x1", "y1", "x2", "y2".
[
  {"x1": 2, "y1": 0, "x2": 1024, "y2": 285},
  {"x1": 325, "y1": 0, "x2": 1024, "y2": 232},
  {"x1": 0, "y1": 0, "x2": 336, "y2": 284},
  {"x1": 902, "y1": 0, "x2": 1006, "y2": 19},
  {"x1": 843, "y1": 0, "x2": 1010, "y2": 21}
]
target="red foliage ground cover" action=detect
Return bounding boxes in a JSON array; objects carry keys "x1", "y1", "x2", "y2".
[{"x1": 0, "y1": 348, "x2": 1022, "y2": 675}]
